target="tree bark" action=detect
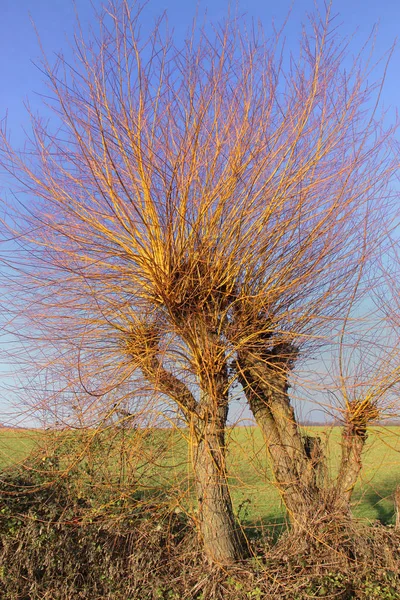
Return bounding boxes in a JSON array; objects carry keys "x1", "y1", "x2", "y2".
[
  {"x1": 335, "y1": 421, "x2": 367, "y2": 507},
  {"x1": 237, "y1": 349, "x2": 326, "y2": 531},
  {"x1": 137, "y1": 337, "x2": 248, "y2": 563},
  {"x1": 191, "y1": 407, "x2": 249, "y2": 564},
  {"x1": 395, "y1": 485, "x2": 400, "y2": 530},
  {"x1": 238, "y1": 346, "x2": 372, "y2": 532}
]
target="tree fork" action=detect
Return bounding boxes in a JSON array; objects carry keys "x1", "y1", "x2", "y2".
[{"x1": 131, "y1": 333, "x2": 248, "y2": 563}]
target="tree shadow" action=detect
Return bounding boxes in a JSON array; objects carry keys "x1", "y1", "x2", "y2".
[
  {"x1": 243, "y1": 515, "x2": 288, "y2": 545},
  {"x1": 353, "y1": 474, "x2": 399, "y2": 525},
  {"x1": 243, "y1": 473, "x2": 400, "y2": 546}
]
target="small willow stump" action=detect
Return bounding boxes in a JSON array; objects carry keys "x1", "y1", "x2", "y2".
[
  {"x1": 395, "y1": 485, "x2": 400, "y2": 529},
  {"x1": 302, "y1": 435, "x2": 327, "y2": 488}
]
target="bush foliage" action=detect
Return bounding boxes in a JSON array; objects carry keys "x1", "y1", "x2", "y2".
[{"x1": 1, "y1": 446, "x2": 400, "y2": 600}]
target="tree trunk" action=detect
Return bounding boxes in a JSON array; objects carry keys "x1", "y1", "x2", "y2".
[
  {"x1": 395, "y1": 485, "x2": 400, "y2": 530},
  {"x1": 237, "y1": 349, "x2": 327, "y2": 532},
  {"x1": 191, "y1": 410, "x2": 248, "y2": 564},
  {"x1": 335, "y1": 420, "x2": 368, "y2": 508},
  {"x1": 237, "y1": 341, "x2": 374, "y2": 534},
  {"x1": 139, "y1": 325, "x2": 248, "y2": 563}
]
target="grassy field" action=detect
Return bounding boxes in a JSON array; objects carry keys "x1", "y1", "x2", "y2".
[
  {"x1": 227, "y1": 425, "x2": 400, "y2": 527},
  {"x1": 0, "y1": 428, "x2": 41, "y2": 467},
  {"x1": 1, "y1": 425, "x2": 399, "y2": 528}
]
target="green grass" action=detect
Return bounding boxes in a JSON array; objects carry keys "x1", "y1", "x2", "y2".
[
  {"x1": 0, "y1": 428, "x2": 41, "y2": 467},
  {"x1": 1, "y1": 425, "x2": 399, "y2": 527},
  {"x1": 226, "y1": 425, "x2": 400, "y2": 526}
]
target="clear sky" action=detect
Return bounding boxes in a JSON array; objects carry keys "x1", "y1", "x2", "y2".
[
  {"x1": 0, "y1": 0, "x2": 399, "y2": 426},
  {"x1": 1, "y1": 0, "x2": 399, "y2": 147}
]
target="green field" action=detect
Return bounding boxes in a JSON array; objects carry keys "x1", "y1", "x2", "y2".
[
  {"x1": 1, "y1": 425, "x2": 399, "y2": 528},
  {"x1": 0, "y1": 429, "x2": 41, "y2": 467},
  {"x1": 227, "y1": 425, "x2": 400, "y2": 526}
]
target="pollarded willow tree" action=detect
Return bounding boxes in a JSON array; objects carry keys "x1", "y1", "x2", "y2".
[{"x1": 0, "y1": 0, "x2": 397, "y2": 563}]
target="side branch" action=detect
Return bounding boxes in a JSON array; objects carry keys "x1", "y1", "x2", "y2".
[
  {"x1": 145, "y1": 355, "x2": 199, "y2": 417},
  {"x1": 335, "y1": 399, "x2": 379, "y2": 505},
  {"x1": 123, "y1": 324, "x2": 198, "y2": 417}
]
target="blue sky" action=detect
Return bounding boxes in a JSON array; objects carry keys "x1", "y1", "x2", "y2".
[
  {"x1": 0, "y1": 0, "x2": 399, "y2": 426},
  {"x1": 1, "y1": 0, "x2": 399, "y2": 147}
]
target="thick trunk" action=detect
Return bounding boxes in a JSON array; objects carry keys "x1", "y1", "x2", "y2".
[
  {"x1": 237, "y1": 344, "x2": 371, "y2": 533},
  {"x1": 237, "y1": 350, "x2": 326, "y2": 531},
  {"x1": 250, "y1": 390, "x2": 332, "y2": 531},
  {"x1": 133, "y1": 322, "x2": 248, "y2": 562},
  {"x1": 192, "y1": 411, "x2": 248, "y2": 564}
]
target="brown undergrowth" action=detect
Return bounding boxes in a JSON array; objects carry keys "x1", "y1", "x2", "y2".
[{"x1": 1, "y1": 451, "x2": 399, "y2": 600}]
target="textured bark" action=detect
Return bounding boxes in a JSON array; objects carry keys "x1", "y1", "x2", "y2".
[
  {"x1": 336, "y1": 422, "x2": 367, "y2": 506},
  {"x1": 395, "y1": 486, "x2": 400, "y2": 530},
  {"x1": 237, "y1": 349, "x2": 324, "y2": 530},
  {"x1": 303, "y1": 435, "x2": 327, "y2": 489},
  {"x1": 240, "y1": 347, "x2": 369, "y2": 528},
  {"x1": 192, "y1": 410, "x2": 248, "y2": 563},
  {"x1": 138, "y1": 335, "x2": 247, "y2": 563}
]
